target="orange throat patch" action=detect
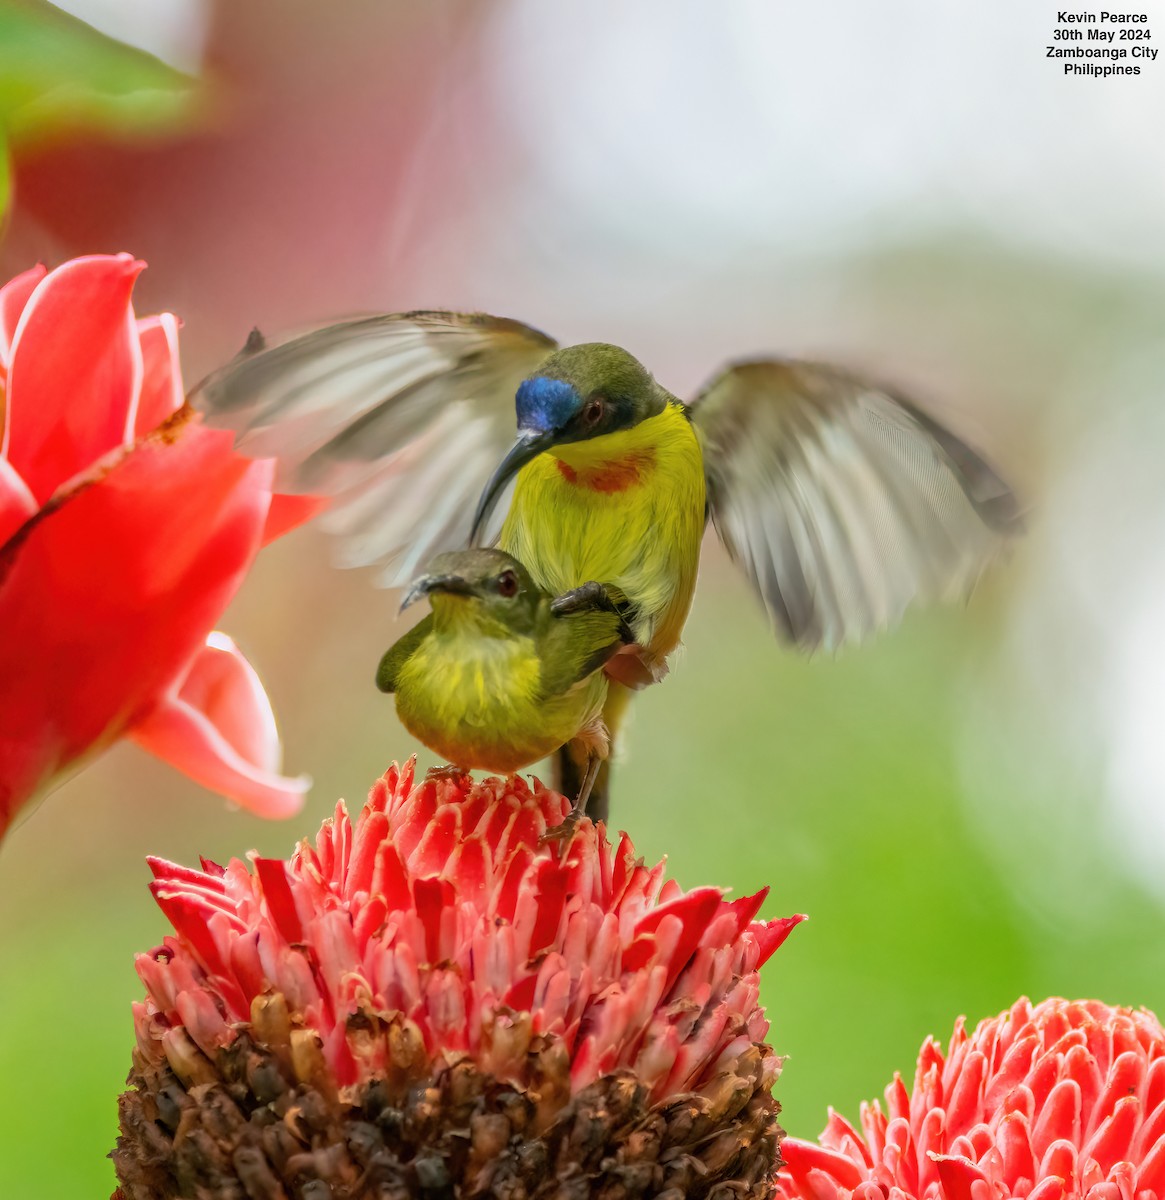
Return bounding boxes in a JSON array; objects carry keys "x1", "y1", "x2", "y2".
[{"x1": 555, "y1": 448, "x2": 656, "y2": 494}]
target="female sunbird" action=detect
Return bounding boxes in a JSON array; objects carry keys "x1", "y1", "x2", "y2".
[
  {"x1": 376, "y1": 548, "x2": 632, "y2": 825},
  {"x1": 194, "y1": 312, "x2": 1021, "y2": 819}
]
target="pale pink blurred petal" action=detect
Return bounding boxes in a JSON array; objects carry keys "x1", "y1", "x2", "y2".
[{"x1": 129, "y1": 632, "x2": 308, "y2": 819}]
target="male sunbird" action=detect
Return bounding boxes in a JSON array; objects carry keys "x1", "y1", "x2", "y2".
[
  {"x1": 376, "y1": 549, "x2": 633, "y2": 825},
  {"x1": 193, "y1": 312, "x2": 1021, "y2": 819}
]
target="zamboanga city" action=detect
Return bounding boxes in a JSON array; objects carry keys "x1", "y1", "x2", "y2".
[{"x1": 1046, "y1": 43, "x2": 1155, "y2": 75}]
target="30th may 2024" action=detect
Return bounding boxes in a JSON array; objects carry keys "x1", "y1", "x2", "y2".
[{"x1": 1048, "y1": 10, "x2": 1156, "y2": 75}]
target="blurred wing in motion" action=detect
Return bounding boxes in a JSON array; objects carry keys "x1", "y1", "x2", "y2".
[
  {"x1": 689, "y1": 359, "x2": 1022, "y2": 651},
  {"x1": 190, "y1": 311, "x2": 558, "y2": 586}
]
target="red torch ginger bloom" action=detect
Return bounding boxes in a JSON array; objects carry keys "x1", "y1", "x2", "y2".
[
  {"x1": 775, "y1": 996, "x2": 1165, "y2": 1200},
  {"x1": 0, "y1": 254, "x2": 320, "y2": 836},
  {"x1": 114, "y1": 762, "x2": 804, "y2": 1199}
]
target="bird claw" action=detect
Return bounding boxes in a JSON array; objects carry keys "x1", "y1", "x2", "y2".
[
  {"x1": 425, "y1": 764, "x2": 471, "y2": 784},
  {"x1": 540, "y1": 809, "x2": 583, "y2": 847},
  {"x1": 551, "y1": 580, "x2": 623, "y2": 617}
]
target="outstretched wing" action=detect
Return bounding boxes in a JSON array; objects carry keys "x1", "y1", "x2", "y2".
[
  {"x1": 375, "y1": 614, "x2": 432, "y2": 694},
  {"x1": 689, "y1": 359, "x2": 1022, "y2": 651},
  {"x1": 190, "y1": 311, "x2": 557, "y2": 586}
]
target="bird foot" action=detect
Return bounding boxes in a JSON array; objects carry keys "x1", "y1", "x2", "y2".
[
  {"x1": 425, "y1": 764, "x2": 471, "y2": 784},
  {"x1": 550, "y1": 581, "x2": 625, "y2": 617},
  {"x1": 540, "y1": 809, "x2": 583, "y2": 847}
]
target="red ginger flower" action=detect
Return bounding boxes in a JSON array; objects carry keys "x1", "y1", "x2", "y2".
[
  {"x1": 0, "y1": 254, "x2": 320, "y2": 835},
  {"x1": 114, "y1": 762, "x2": 804, "y2": 1199},
  {"x1": 775, "y1": 996, "x2": 1165, "y2": 1200}
]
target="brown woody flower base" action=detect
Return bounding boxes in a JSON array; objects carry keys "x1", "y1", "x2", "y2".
[{"x1": 113, "y1": 1025, "x2": 781, "y2": 1200}]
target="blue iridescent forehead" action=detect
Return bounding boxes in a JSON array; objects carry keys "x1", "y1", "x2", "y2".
[{"x1": 515, "y1": 376, "x2": 581, "y2": 434}]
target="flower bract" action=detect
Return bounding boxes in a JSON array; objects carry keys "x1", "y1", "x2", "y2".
[
  {"x1": 115, "y1": 761, "x2": 805, "y2": 1198},
  {"x1": 0, "y1": 254, "x2": 319, "y2": 834},
  {"x1": 775, "y1": 996, "x2": 1165, "y2": 1200}
]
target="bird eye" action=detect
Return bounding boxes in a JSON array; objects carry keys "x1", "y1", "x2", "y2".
[
  {"x1": 496, "y1": 569, "x2": 519, "y2": 598},
  {"x1": 582, "y1": 397, "x2": 605, "y2": 425}
]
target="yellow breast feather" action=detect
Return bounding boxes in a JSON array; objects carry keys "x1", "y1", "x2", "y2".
[
  {"x1": 501, "y1": 403, "x2": 705, "y2": 658},
  {"x1": 392, "y1": 619, "x2": 610, "y2": 775}
]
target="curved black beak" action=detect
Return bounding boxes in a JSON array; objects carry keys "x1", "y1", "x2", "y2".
[
  {"x1": 469, "y1": 429, "x2": 553, "y2": 547},
  {"x1": 399, "y1": 573, "x2": 473, "y2": 614}
]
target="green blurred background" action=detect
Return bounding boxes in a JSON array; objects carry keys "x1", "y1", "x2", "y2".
[{"x1": 3, "y1": 2, "x2": 1165, "y2": 1196}]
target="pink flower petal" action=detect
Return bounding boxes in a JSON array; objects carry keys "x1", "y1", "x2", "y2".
[
  {"x1": 130, "y1": 632, "x2": 309, "y2": 819},
  {"x1": 253, "y1": 857, "x2": 303, "y2": 945},
  {"x1": 0, "y1": 457, "x2": 36, "y2": 547},
  {"x1": 133, "y1": 313, "x2": 185, "y2": 437},
  {"x1": 998, "y1": 1111, "x2": 1038, "y2": 1190},
  {"x1": 932, "y1": 1154, "x2": 989, "y2": 1200},
  {"x1": 751, "y1": 913, "x2": 808, "y2": 966},
  {"x1": 1027, "y1": 1179, "x2": 1067, "y2": 1200},
  {"x1": 947, "y1": 1050, "x2": 988, "y2": 1140},
  {"x1": 1138, "y1": 1122, "x2": 1165, "y2": 1194},
  {"x1": 181, "y1": 632, "x2": 282, "y2": 772},
  {"x1": 347, "y1": 808, "x2": 390, "y2": 896},
  {"x1": 409, "y1": 804, "x2": 460, "y2": 876},
  {"x1": 262, "y1": 492, "x2": 330, "y2": 546},
  {"x1": 782, "y1": 1137, "x2": 866, "y2": 1190},
  {"x1": 1081, "y1": 1095, "x2": 1139, "y2": 1176},
  {"x1": 131, "y1": 764, "x2": 800, "y2": 1116},
  {"x1": 633, "y1": 886, "x2": 723, "y2": 995},
  {"x1": 0, "y1": 420, "x2": 276, "y2": 832},
  {"x1": 780, "y1": 1000, "x2": 1165, "y2": 1200},
  {"x1": 5, "y1": 254, "x2": 146, "y2": 502},
  {"x1": 0, "y1": 263, "x2": 46, "y2": 367},
  {"x1": 1132, "y1": 1096, "x2": 1165, "y2": 1162}
]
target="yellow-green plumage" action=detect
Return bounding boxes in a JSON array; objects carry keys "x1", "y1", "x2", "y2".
[
  {"x1": 501, "y1": 402, "x2": 706, "y2": 662},
  {"x1": 482, "y1": 365, "x2": 709, "y2": 811},
  {"x1": 194, "y1": 318, "x2": 1020, "y2": 826},
  {"x1": 377, "y1": 551, "x2": 630, "y2": 777}
]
